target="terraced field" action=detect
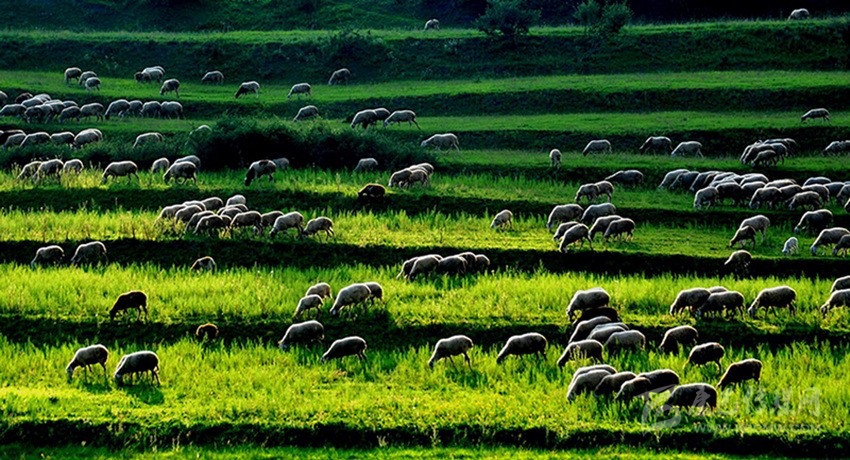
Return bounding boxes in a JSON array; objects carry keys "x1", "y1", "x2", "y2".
[{"x1": 1, "y1": 9, "x2": 850, "y2": 459}]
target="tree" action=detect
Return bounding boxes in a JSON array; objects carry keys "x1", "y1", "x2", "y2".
[
  {"x1": 573, "y1": 0, "x2": 633, "y2": 37},
  {"x1": 474, "y1": 0, "x2": 541, "y2": 38}
]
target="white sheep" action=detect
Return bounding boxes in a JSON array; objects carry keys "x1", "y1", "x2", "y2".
[
  {"x1": 436, "y1": 255, "x2": 468, "y2": 275},
  {"x1": 420, "y1": 133, "x2": 460, "y2": 151},
  {"x1": 64, "y1": 67, "x2": 82, "y2": 84},
  {"x1": 821, "y1": 289, "x2": 850, "y2": 316},
  {"x1": 739, "y1": 215, "x2": 770, "y2": 242},
  {"x1": 566, "y1": 288, "x2": 610, "y2": 319},
  {"x1": 4, "y1": 133, "x2": 26, "y2": 149},
  {"x1": 321, "y1": 336, "x2": 367, "y2": 361},
  {"x1": 151, "y1": 158, "x2": 171, "y2": 173},
  {"x1": 293, "y1": 105, "x2": 319, "y2": 122},
  {"x1": 34, "y1": 159, "x2": 64, "y2": 183},
  {"x1": 566, "y1": 369, "x2": 611, "y2": 401},
  {"x1": 384, "y1": 110, "x2": 420, "y2": 129},
  {"x1": 788, "y1": 191, "x2": 821, "y2": 211},
  {"x1": 160, "y1": 79, "x2": 180, "y2": 97},
  {"x1": 496, "y1": 333, "x2": 547, "y2": 364},
  {"x1": 669, "y1": 288, "x2": 711, "y2": 315},
  {"x1": 70, "y1": 241, "x2": 107, "y2": 265},
  {"x1": 287, "y1": 83, "x2": 312, "y2": 99},
  {"x1": 658, "y1": 325, "x2": 698, "y2": 353},
  {"x1": 801, "y1": 108, "x2": 830, "y2": 123},
  {"x1": 428, "y1": 335, "x2": 474, "y2": 368},
  {"x1": 581, "y1": 139, "x2": 612, "y2": 156},
  {"x1": 587, "y1": 323, "x2": 627, "y2": 343},
  {"x1": 697, "y1": 291, "x2": 745, "y2": 319},
  {"x1": 831, "y1": 276, "x2": 850, "y2": 293},
  {"x1": 580, "y1": 203, "x2": 616, "y2": 224},
  {"x1": 103, "y1": 99, "x2": 130, "y2": 120},
  {"x1": 229, "y1": 211, "x2": 263, "y2": 234},
  {"x1": 547, "y1": 204, "x2": 583, "y2": 231},
  {"x1": 294, "y1": 294, "x2": 325, "y2": 319},
  {"x1": 728, "y1": 225, "x2": 757, "y2": 248},
  {"x1": 557, "y1": 339, "x2": 603, "y2": 366},
  {"x1": 490, "y1": 210, "x2": 513, "y2": 229},
  {"x1": 302, "y1": 216, "x2": 335, "y2": 240},
  {"x1": 549, "y1": 149, "x2": 561, "y2": 168},
  {"x1": 350, "y1": 109, "x2": 380, "y2": 129},
  {"x1": 788, "y1": 8, "x2": 810, "y2": 20},
  {"x1": 101, "y1": 161, "x2": 139, "y2": 183},
  {"x1": 202, "y1": 70, "x2": 225, "y2": 84},
  {"x1": 811, "y1": 227, "x2": 850, "y2": 255},
  {"x1": 637, "y1": 369, "x2": 680, "y2": 393},
  {"x1": 568, "y1": 316, "x2": 612, "y2": 343},
  {"x1": 175, "y1": 155, "x2": 201, "y2": 169},
  {"x1": 235, "y1": 81, "x2": 260, "y2": 98},
  {"x1": 662, "y1": 383, "x2": 717, "y2": 416},
  {"x1": 58, "y1": 106, "x2": 81, "y2": 123},
  {"x1": 200, "y1": 197, "x2": 223, "y2": 211},
  {"x1": 141, "y1": 101, "x2": 161, "y2": 117},
  {"x1": 114, "y1": 351, "x2": 160, "y2": 386},
  {"x1": 363, "y1": 281, "x2": 384, "y2": 303},
  {"x1": 84, "y1": 77, "x2": 101, "y2": 91},
  {"x1": 823, "y1": 140, "x2": 850, "y2": 156},
  {"x1": 278, "y1": 320, "x2": 325, "y2": 349},
  {"x1": 406, "y1": 255, "x2": 441, "y2": 280},
  {"x1": 330, "y1": 283, "x2": 372, "y2": 316},
  {"x1": 260, "y1": 211, "x2": 284, "y2": 229},
  {"x1": 615, "y1": 376, "x2": 652, "y2": 401},
  {"x1": 51, "y1": 131, "x2": 75, "y2": 145},
  {"x1": 594, "y1": 371, "x2": 638, "y2": 397},
  {"x1": 424, "y1": 19, "x2": 440, "y2": 30},
  {"x1": 833, "y1": 234, "x2": 850, "y2": 256},
  {"x1": 686, "y1": 343, "x2": 725, "y2": 370},
  {"x1": 640, "y1": 136, "x2": 672, "y2": 154},
  {"x1": 66, "y1": 344, "x2": 109, "y2": 380},
  {"x1": 133, "y1": 132, "x2": 163, "y2": 148},
  {"x1": 782, "y1": 237, "x2": 799, "y2": 255},
  {"x1": 588, "y1": 215, "x2": 620, "y2": 241},
  {"x1": 693, "y1": 186, "x2": 719, "y2": 209},
  {"x1": 748, "y1": 186, "x2": 782, "y2": 209},
  {"x1": 354, "y1": 158, "x2": 378, "y2": 172},
  {"x1": 270, "y1": 212, "x2": 305, "y2": 238},
  {"x1": 194, "y1": 214, "x2": 230, "y2": 236},
  {"x1": 30, "y1": 245, "x2": 64, "y2": 268},
  {"x1": 575, "y1": 183, "x2": 599, "y2": 203},
  {"x1": 244, "y1": 160, "x2": 276, "y2": 186},
  {"x1": 160, "y1": 101, "x2": 183, "y2": 119},
  {"x1": 328, "y1": 68, "x2": 351, "y2": 85},
  {"x1": 718, "y1": 359, "x2": 763, "y2": 389},
  {"x1": 605, "y1": 170, "x2": 644, "y2": 186},
  {"x1": 21, "y1": 132, "x2": 50, "y2": 148},
  {"x1": 306, "y1": 282, "x2": 332, "y2": 300},
  {"x1": 748, "y1": 286, "x2": 796, "y2": 317},
  {"x1": 603, "y1": 218, "x2": 635, "y2": 242},
  {"x1": 559, "y1": 224, "x2": 593, "y2": 252},
  {"x1": 671, "y1": 141, "x2": 703, "y2": 157}
]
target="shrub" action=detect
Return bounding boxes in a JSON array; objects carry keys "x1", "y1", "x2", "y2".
[
  {"x1": 475, "y1": 0, "x2": 541, "y2": 38},
  {"x1": 573, "y1": 0, "x2": 632, "y2": 37}
]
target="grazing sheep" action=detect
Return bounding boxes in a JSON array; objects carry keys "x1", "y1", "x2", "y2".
[
  {"x1": 21, "y1": 132, "x2": 50, "y2": 148},
  {"x1": 294, "y1": 294, "x2": 325, "y2": 319},
  {"x1": 101, "y1": 161, "x2": 139, "y2": 184},
  {"x1": 191, "y1": 256, "x2": 216, "y2": 272},
  {"x1": 694, "y1": 186, "x2": 719, "y2": 209},
  {"x1": 490, "y1": 210, "x2": 513, "y2": 229},
  {"x1": 114, "y1": 351, "x2": 160, "y2": 386},
  {"x1": 160, "y1": 79, "x2": 180, "y2": 97},
  {"x1": 603, "y1": 218, "x2": 635, "y2": 242},
  {"x1": 833, "y1": 234, "x2": 850, "y2": 256},
  {"x1": 354, "y1": 158, "x2": 378, "y2": 172},
  {"x1": 788, "y1": 191, "x2": 821, "y2": 211},
  {"x1": 407, "y1": 255, "x2": 442, "y2": 280},
  {"x1": 640, "y1": 136, "x2": 673, "y2": 154},
  {"x1": 729, "y1": 225, "x2": 757, "y2": 248},
  {"x1": 202, "y1": 70, "x2": 225, "y2": 84},
  {"x1": 287, "y1": 83, "x2": 312, "y2": 99},
  {"x1": 547, "y1": 204, "x2": 583, "y2": 231},
  {"x1": 604, "y1": 330, "x2": 646, "y2": 354},
  {"x1": 662, "y1": 383, "x2": 718, "y2": 415},
  {"x1": 429, "y1": 335, "x2": 474, "y2": 369},
  {"x1": 306, "y1": 282, "x2": 332, "y2": 300},
  {"x1": 0, "y1": 103, "x2": 26, "y2": 118},
  {"x1": 64, "y1": 67, "x2": 82, "y2": 84},
  {"x1": 782, "y1": 237, "x2": 799, "y2": 255},
  {"x1": 571, "y1": 365, "x2": 617, "y2": 383},
  {"x1": 739, "y1": 215, "x2": 770, "y2": 242},
  {"x1": 788, "y1": 8, "x2": 810, "y2": 20},
  {"x1": 802, "y1": 184, "x2": 830, "y2": 202},
  {"x1": 824, "y1": 140, "x2": 850, "y2": 156},
  {"x1": 358, "y1": 183, "x2": 386, "y2": 198},
  {"x1": 160, "y1": 101, "x2": 183, "y2": 119},
  {"x1": 686, "y1": 343, "x2": 725, "y2": 370},
  {"x1": 151, "y1": 158, "x2": 170, "y2": 173},
  {"x1": 66, "y1": 344, "x2": 108, "y2": 380},
  {"x1": 244, "y1": 160, "x2": 276, "y2": 186},
  {"x1": 109, "y1": 291, "x2": 148, "y2": 321},
  {"x1": 724, "y1": 250, "x2": 752, "y2": 277},
  {"x1": 435, "y1": 255, "x2": 468, "y2": 276},
  {"x1": 549, "y1": 148, "x2": 561, "y2": 168},
  {"x1": 559, "y1": 223, "x2": 593, "y2": 252},
  {"x1": 330, "y1": 283, "x2": 372, "y2": 316},
  {"x1": 4, "y1": 133, "x2": 25, "y2": 149},
  {"x1": 750, "y1": 149, "x2": 780, "y2": 167},
  {"x1": 363, "y1": 282, "x2": 384, "y2": 304},
  {"x1": 575, "y1": 183, "x2": 600, "y2": 203},
  {"x1": 51, "y1": 131, "x2": 75, "y2": 145},
  {"x1": 605, "y1": 170, "x2": 644, "y2": 186},
  {"x1": 697, "y1": 291, "x2": 745, "y2": 319},
  {"x1": 580, "y1": 203, "x2": 617, "y2": 224},
  {"x1": 350, "y1": 109, "x2": 379, "y2": 129},
  {"x1": 58, "y1": 106, "x2": 82, "y2": 123},
  {"x1": 820, "y1": 289, "x2": 850, "y2": 316},
  {"x1": 801, "y1": 108, "x2": 830, "y2": 123},
  {"x1": 718, "y1": 359, "x2": 762, "y2": 389},
  {"x1": 270, "y1": 212, "x2": 305, "y2": 238},
  {"x1": 103, "y1": 100, "x2": 130, "y2": 120},
  {"x1": 748, "y1": 286, "x2": 796, "y2": 317},
  {"x1": 30, "y1": 245, "x2": 64, "y2": 268},
  {"x1": 293, "y1": 105, "x2": 319, "y2": 121},
  {"x1": 383, "y1": 110, "x2": 420, "y2": 129},
  {"x1": 424, "y1": 18, "x2": 440, "y2": 30},
  {"x1": 328, "y1": 68, "x2": 351, "y2": 85},
  {"x1": 133, "y1": 132, "x2": 163, "y2": 148},
  {"x1": 420, "y1": 133, "x2": 460, "y2": 151},
  {"x1": 582, "y1": 139, "x2": 612, "y2": 156},
  {"x1": 260, "y1": 211, "x2": 284, "y2": 229},
  {"x1": 638, "y1": 369, "x2": 680, "y2": 393},
  {"x1": 70, "y1": 241, "x2": 107, "y2": 265},
  {"x1": 659, "y1": 325, "x2": 699, "y2": 353},
  {"x1": 594, "y1": 371, "x2": 638, "y2": 397},
  {"x1": 141, "y1": 101, "x2": 161, "y2": 118},
  {"x1": 271, "y1": 158, "x2": 289, "y2": 170},
  {"x1": 587, "y1": 324, "x2": 627, "y2": 344},
  {"x1": 176, "y1": 205, "x2": 206, "y2": 225},
  {"x1": 573, "y1": 307, "x2": 620, "y2": 326},
  {"x1": 193, "y1": 214, "x2": 230, "y2": 236},
  {"x1": 229, "y1": 211, "x2": 262, "y2": 234},
  {"x1": 670, "y1": 171, "x2": 700, "y2": 191},
  {"x1": 175, "y1": 155, "x2": 201, "y2": 169},
  {"x1": 84, "y1": 77, "x2": 101, "y2": 91},
  {"x1": 278, "y1": 321, "x2": 325, "y2": 349},
  {"x1": 566, "y1": 369, "x2": 612, "y2": 401},
  {"x1": 235, "y1": 81, "x2": 260, "y2": 98},
  {"x1": 566, "y1": 288, "x2": 610, "y2": 319},
  {"x1": 34, "y1": 159, "x2": 64, "y2": 183},
  {"x1": 496, "y1": 333, "x2": 548, "y2": 364},
  {"x1": 800, "y1": 210, "x2": 839, "y2": 236},
  {"x1": 615, "y1": 376, "x2": 652, "y2": 401},
  {"x1": 568, "y1": 316, "x2": 612, "y2": 343},
  {"x1": 836, "y1": 185, "x2": 850, "y2": 203},
  {"x1": 302, "y1": 216, "x2": 335, "y2": 240},
  {"x1": 15, "y1": 161, "x2": 41, "y2": 182},
  {"x1": 321, "y1": 336, "x2": 368, "y2": 362},
  {"x1": 811, "y1": 227, "x2": 850, "y2": 255},
  {"x1": 748, "y1": 187, "x2": 782, "y2": 210},
  {"x1": 588, "y1": 215, "x2": 621, "y2": 241},
  {"x1": 669, "y1": 288, "x2": 711, "y2": 316},
  {"x1": 671, "y1": 141, "x2": 703, "y2": 157},
  {"x1": 195, "y1": 323, "x2": 219, "y2": 340}
]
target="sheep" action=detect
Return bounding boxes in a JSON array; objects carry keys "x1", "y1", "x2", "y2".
[
  {"x1": 84, "y1": 77, "x2": 101, "y2": 91},
  {"x1": 729, "y1": 225, "x2": 757, "y2": 248},
  {"x1": 114, "y1": 351, "x2": 160, "y2": 386},
  {"x1": 658, "y1": 325, "x2": 699, "y2": 353},
  {"x1": 824, "y1": 140, "x2": 850, "y2": 156},
  {"x1": 724, "y1": 250, "x2": 751, "y2": 277},
  {"x1": 195, "y1": 323, "x2": 219, "y2": 341},
  {"x1": 669, "y1": 288, "x2": 711, "y2": 316},
  {"x1": 686, "y1": 343, "x2": 725, "y2": 371},
  {"x1": 160, "y1": 101, "x2": 183, "y2": 119},
  {"x1": 57, "y1": 106, "x2": 81, "y2": 123},
  {"x1": 141, "y1": 101, "x2": 161, "y2": 118},
  {"x1": 100, "y1": 161, "x2": 139, "y2": 184},
  {"x1": 0, "y1": 103, "x2": 26, "y2": 118},
  {"x1": 568, "y1": 316, "x2": 612, "y2": 343},
  {"x1": 176, "y1": 205, "x2": 206, "y2": 225},
  {"x1": 615, "y1": 376, "x2": 652, "y2": 401},
  {"x1": 164, "y1": 162, "x2": 200, "y2": 185},
  {"x1": 693, "y1": 186, "x2": 719, "y2": 209},
  {"x1": 160, "y1": 79, "x2": 180, "y2": 97},
  {"x1": 278, "y1": 321, "x2": 325, "y2": 349},
  {"x1": 737, "y1": 215, "x2": 770, "y2": 243},
  {"x1": 229, "y1": 211, "x2": 263, "y2": 234},
  {"x1": 748, "y1": 286, "x2": 796, "y2": 317},
  {"x1": 571, "y1": 365, "x2": 617, "y2": 382},
  {"x1": 354, "y1": 158, "x2": 378, "y2": 172},
  {"x1": 294, "y1": 294, "x2": 325, "y2": 319},
  {"x1": 831, "y1": 275, "x2": 850, "y2": 292},
  {"x1": 587, "y1": 323, "x2": 627, "y2": 342},
  {"x1": 811, "y1": 227, "x2": 850, "y2": 255},
  {"x1": 801, "y1": 108, "x2": 830, "y2": 123},
  {"x1": 383, "y1": 109, "x2": 420, "y2": 129},
  {"x1": 717, "y1": 359, "x2": 763, "y2": 390},
  {"x1": 546, "y1": 204, "x2": 583, "y2": 232},
  {"x1": 0, "y1": 129, "x2": 25, "y2": 145},
  {"x1": 670, "y1": 171, "x2": 700, "y2": 191},
  {"x1": 287, "y1": 83, "x2": 312, "y2": 99},
  {"x1": 594, "y1": 371, "x2": 638, "y2": 397},
  {"x1": 566, "y1": 369, "x2": 612, "y2": 401},
  {"x1": 358, "y1": 183, "x2": 386, "y2": 198},
  {"x1": 66, "y1": 344, "x2": 108, "y2": 380},
  {"x1": 175, "y1": 155, "x2": 201, "y2": 169},
  {"x1": 424, "y1": 18, "x2": 440, "y2": 30},
  {"x1": 496, "y1": 333, "x2": 548, "y2": 364},
  {"x1": 104, "y1": 99, "x2": 130, "y2": 120},
  {"x1": 33, "y1": 159, "x2": 64, "y2": 183},
  {"x1": 748, "y1": 187, "x2": 781, "y2": 209},
  {"x1": 587, "y1": 215, "x2": 621, "y2": 241},
  {"x1": 836, "y1": 185, "x2": 850, "y2": 204},
  {"x1": 151, "y1": 158, "x2": 170, "y2": 173},
  {"x1": 15, "y1": 92, "x2": 34, "y2": 103},
  {"x1": 579, "y1": 203, "x2": 615, "y2": 224},
  {"x1": 575, "y1": 183, "x2": 600, "y2": 203},
  {"x1": 30, "y1": 245, "x2": 64, "y2": 268},
  {"x1": 260, "y1": 212, "x2": 284, "y2": 230},
  {"x1": 605, "y1": 170, "x2": 644, "y2": 186},
  {"x1": 640, "y1": 136, "x2": 673, "y2": 154},
  {"x1": 64, "y1": 67, "x2": 82, "y2": 84},
  {"x1": 833, "y1": 234, "x2": 850, "y2": 256},
  {"x1": 194, "y1": 214, "x2": 230, "y2": 236},
  {"x1": 697, "y1": 291, "x2": 745, "y2": 319},
  {"x1": 604, "y1": 330, "x2": 645, "y2": 354},
  {"x1": 662, "y1": 383, "x2": 718, "y2": 416},
  {"x1": 603, "y1": 218, "x2": 635, "y2": 242},
  {"x1": 713, "y1": 182, "x2": 745, "y2": 206},
  {"x1": 573, "y1": 307, "x2": 620, "y2": 326},
  {"x1": 133, "y1": 132, "x2": 163, "y2": 148},
  {"x1": 21, "y1": 132, "x2": 50, "y2": 148},
  {"x1": 328, "y1": 68, "x2": 351, "y2": 85},
  {"x1": 109, "y1": 291, "x2": 148, "y2": 321},
  {"x1": 788, "y1": 191, "x2": 821, "y2": 211},
  {"x1": 70, "y1": 241, "x2": 107, "y2": 266},
  {"x1": 420, "y1": 133, "x2": 460, "y2": 151},
  {"x1": 802, "y1": 184, "x2": 830, "y2": 202},
  {"x1": 321, "y1": 336, "x2": 367, "y2": 362},
  {"x1": 788, "y1": 8, "x2": 810, "y2": 20},
  {"x1": 302, "y1": 216, "x2": 335, "y2": 240},
  {"x1": 671, "y1": 141, "x2": 703, "y2": 157},
  {"x1": 270, "y1": 212, "x2": 305, "y2": 238},
  {"x1": 559, "y1": 223, "x2": 593, "y2": 252},
  {"x1": 820, "y1": 289, "x2": 850, "y2": 316},
  {"x1": 234, "y1": 81, "x2": 260, "y2": 98},
  {"x1": 657, "y1": 169, "x2": 688, "y2": 190},
  {"x1": 269, "y1": 158, "x2": 289, "y2": 171},
  {"x1": 782, "y1": 237, "x2": 799, "y2": 256},
  {"x1": 244, "y1": 160, "x2": 276, "y2": 186},
  {"x1": 549, "y1": 149, "x2": 561, "y2": 168},
  {"x1": 566, "y1": 288, "x2": 610, "y2": 319},
  {"x1": 490, "y1": 210, "x2": 513, "y2": 229},
  {"x1": 202, "y1": 70, "x2": 225, "y2": 84},
  {"x1": 51, "y1": 131, "x2": 75, "y2": 145},
  {"x1": 293, "y1": 105, "x2": 319, "y2": 121},
  {"x1": 349, "y1": 109, "x2": 379, "y2": 129},
  {"x1": 581, "y1": 139, "x2": 612, "y2": 155},
  {"x1": 473, "y1": 254, "x2": 490, "y2": 272},
  {"x1": 428, "y1": 335, "x2": 474, "y2": 369},
  {"x1": 4, "y1": 133, "x2": 25, "y2": 149},
  {"x1": 406, "y1": 255, "x2": 442, "y2": 280},
  {"x1": 750, "y1": 149, "x2": 780, "y2": 167},
  {"x1": 637, "y1": 369, "x2": 680, "y2": 393},
  {"x1": 330, "y1": 283, "x2": 372, "y2": 316}
]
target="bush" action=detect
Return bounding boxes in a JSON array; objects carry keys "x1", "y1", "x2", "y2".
[
  {"x1": 573, "y1": 0, "x2": 632, "y2": 36},
  {"x1": 475, "y1": 0, "x2": 540, "y2": 38}
]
